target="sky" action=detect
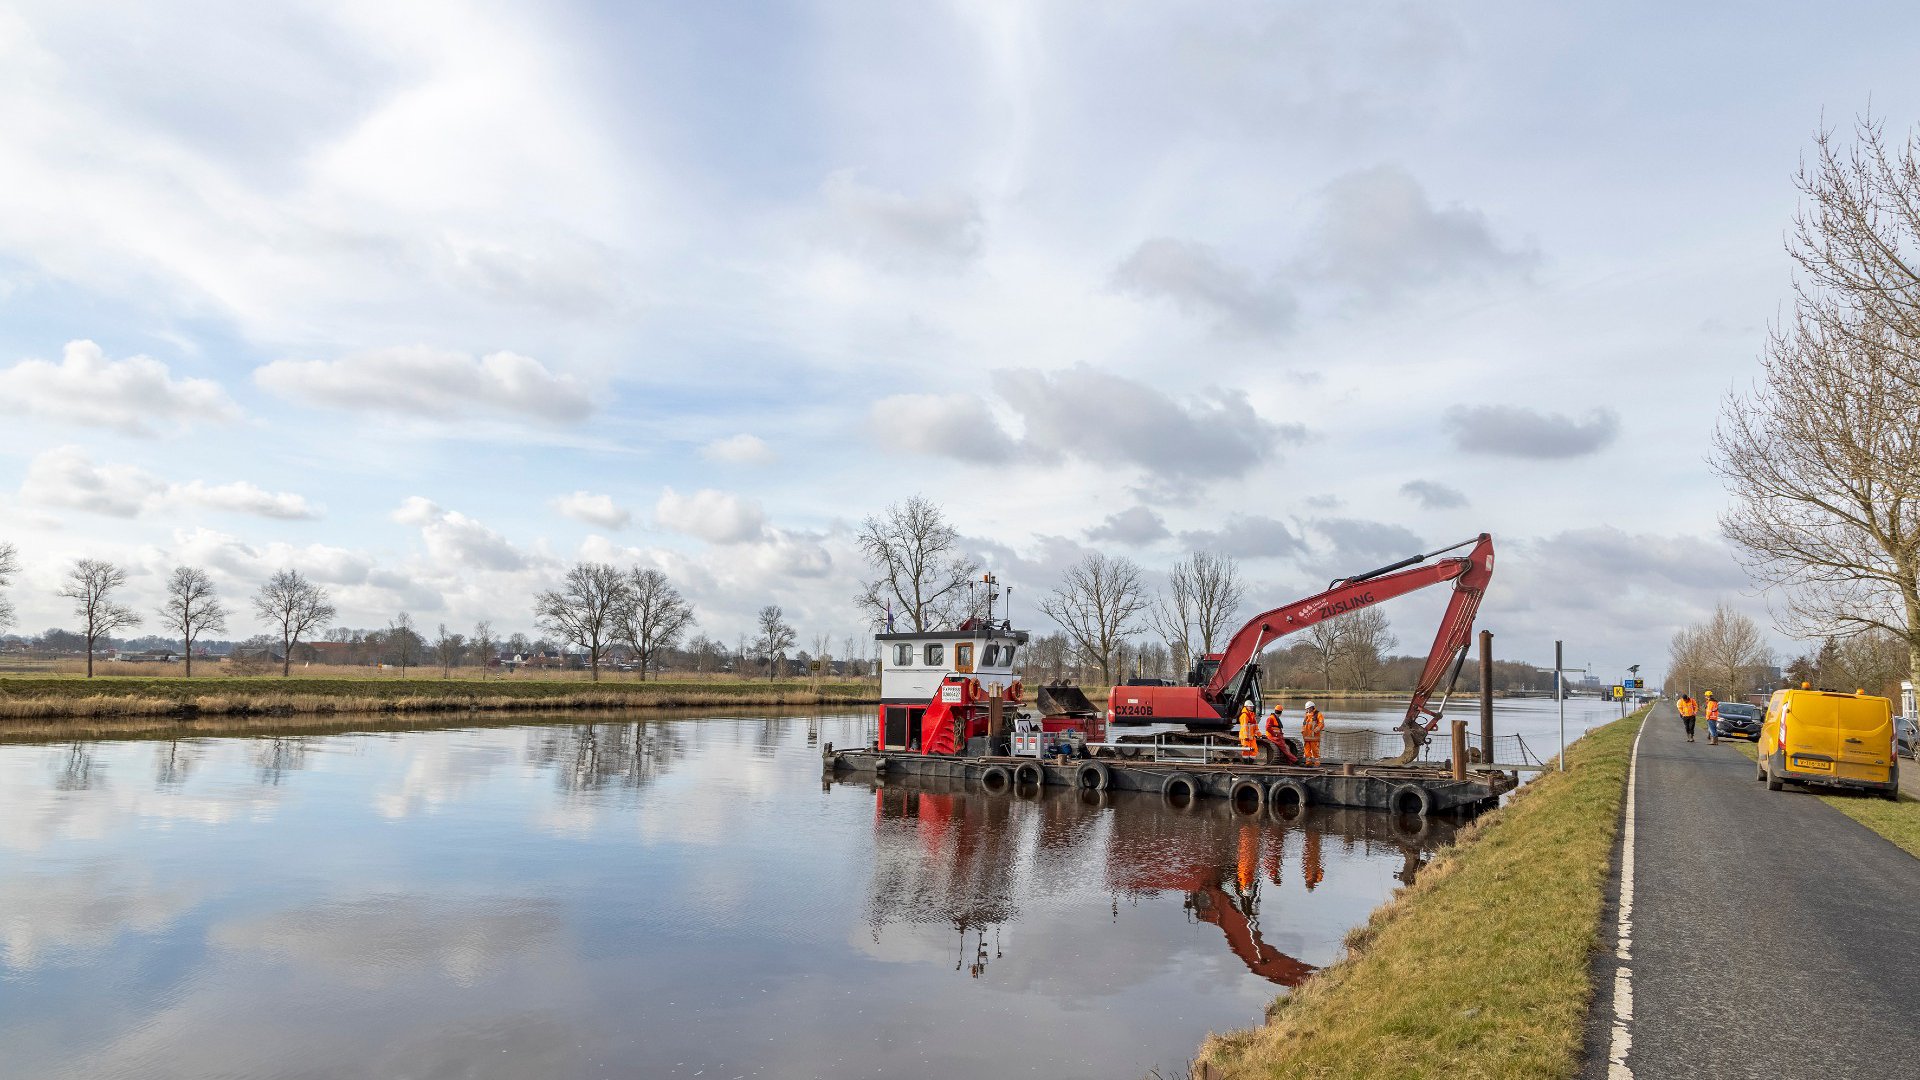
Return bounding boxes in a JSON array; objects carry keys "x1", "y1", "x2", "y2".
[{"x1": 1, "y1": 0, "x2": 1915, "y2": 681}]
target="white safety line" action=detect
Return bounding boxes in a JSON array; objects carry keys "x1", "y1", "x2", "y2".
[{"x1": 1606, "y1": 717, "x2": 1647, "y2": 1079}]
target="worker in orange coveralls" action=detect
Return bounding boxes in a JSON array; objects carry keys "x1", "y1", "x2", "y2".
[
  {"x1": 1238, "y1": 702, "x2": 1259, "y2": 758},
  {"x1": 1300, "y1": 701, "x2": 1326, "y2": 765},
  {"x1": 1262, "y1": 706, "x2": 1298, "y2": 764}
]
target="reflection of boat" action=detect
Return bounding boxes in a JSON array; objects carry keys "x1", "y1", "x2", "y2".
[{"x1": 850, "y1": 774, "x2": 1456, "y2": 986}]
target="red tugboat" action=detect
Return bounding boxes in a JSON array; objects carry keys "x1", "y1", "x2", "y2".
[{"x1": 874, "y1": 575, "x2": 1104, "y2": 757}]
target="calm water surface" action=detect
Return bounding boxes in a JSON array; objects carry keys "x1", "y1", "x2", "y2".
[{"x1": 0, "y1": 702, "x2": 1616, "y2": 1079}]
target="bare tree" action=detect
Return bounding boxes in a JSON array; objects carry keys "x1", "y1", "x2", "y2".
[
  {"x1": 1694, "y1": 603, "x2": 1772, "y2": 698},
  {"x1": 1330, "y1": 608, "x2": 1397, "y2": 690},
  {"x1": 61, "y1": 559, "x2": 141, "y2": 678},
  {"x1": 613, "y1": 568, "x2": 696, "y2": 680},
  {"x1": 534, "y1": 563, "x2": 628, "y2": 681},
  {"x1": 1304, "y1": 619, "x2": 1341, "y2": 692},
  {"x1": 855, "y1": 496, "x2": 981, "y2": 631},
  {"x1": 1038, "y1": 553, "x2": 1148, "y2": 685},
  {"x1": 434, "y1": 623, "x2": 465, "y2": 678},
  {"x1": 1147, "y1": 550, "x2": 1246, "y2": 679},
  {"x1": 1820, "y1": 630, "x2": 1908, "y2": 696},
  {"x1": 470, "y1": 620, "x2": 497, "y2": 678},
  {"x1": 158, "y1": 566, "x2": 228, "y2": 677},
  {"x1": 253, "y1": 570, "x2": 335, "y2": 677},
  {"x1": 754, "y1": 605, "x2": 796, "y2": 679},
  {"x1": 1717, "y1": 115, "x2": 1920, "y2": 696},
  {"x1": 1787, "y1": 116, "x2": 1920, "y2": 382},
  {"x1": 389, "y1": 611, "x2": 420, "y2": 674},
  {"x1": 0, "y1": 541, "x2": 19, "y2": 632},
  {"x1": 1146, "y1": 566, "x2": 1197, "y2": 679}
]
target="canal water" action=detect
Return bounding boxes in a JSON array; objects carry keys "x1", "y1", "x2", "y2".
[{"x1": 0, "y1": 699, "x2": 1624, "y2": 1079}]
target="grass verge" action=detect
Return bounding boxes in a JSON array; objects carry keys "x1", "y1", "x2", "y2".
[
  {"x1": 1726, "y1": 739, "x2": 1920, "y2": 857},
  {"x1": 1194, "y1": 707, "x2": 1648, "y2": 1080}
]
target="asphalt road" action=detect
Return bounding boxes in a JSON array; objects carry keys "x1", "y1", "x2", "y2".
[{"x1": 1582, "y1": 701, "x2": 1920, "y2": 1079}]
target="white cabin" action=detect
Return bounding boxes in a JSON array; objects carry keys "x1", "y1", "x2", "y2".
[{"x1": 877, "y1": 625, "x2": 1028, "y2": 705}]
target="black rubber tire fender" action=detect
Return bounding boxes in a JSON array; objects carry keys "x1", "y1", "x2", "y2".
[
  {"x1": 980, "y1": 764, "x2": 1012, "y2": 792},
  {"x1": 1228, "y1": 777, "x2": 1265, "y2": 814},
  {"x1": 1013, "y1": 760, "x2": 1046, "y2": 787},
  {"x1": 1268, "y1": 779, "x2": 1312, "y2": 813},
  {"x1": 1161, "y1": 771, "x2": 1201, "y2": 808},
  {"x1": 872, "y1": 756, "x2": 891, "y2": 776},
  {"x1": 1389, "y1": 782, "x2": 1433, "y2": 818},
  {"x1": 1074, "y1": 760, "x2": 1111, "y2": 791}
]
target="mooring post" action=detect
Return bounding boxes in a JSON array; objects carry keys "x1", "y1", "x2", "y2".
[
  {"x1": 1478, "y1": 629, "x2": 1494, "y2": 769},
  {"x1": 1450, "y1": 720, "x2": 1467, "y2": 781}
]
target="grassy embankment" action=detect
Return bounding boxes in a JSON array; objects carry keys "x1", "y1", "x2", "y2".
[
  {"x1": 1726, "y1": 739, "x2": 1920, "y2": 857},
  {"x1": 1194, "y1": 707, "x2": 1648, "y2": 1080},
  {"x1": 0, "y1": 674, "x2": 878, "y2": 727}
]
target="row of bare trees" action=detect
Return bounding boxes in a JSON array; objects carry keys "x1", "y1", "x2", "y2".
[
  {"x1": 1667, "y1": 603, "x2": 1774, "y2": 700},
  {"x1": 1714, "y1": 114, "x2": 1920, "y2": 696},
  {"x1": 532, "y1": 564, "x2": 698, "y2": 681},
  {"x1": 20, "y1": 558, "x2": 334, "y2": 679}
]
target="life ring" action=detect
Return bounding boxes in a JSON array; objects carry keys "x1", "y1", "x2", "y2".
[
  {"x1": 1268, "y1": 779, "x2": 1311, "y2": 814},
  {"x1": 1161, "y1": 771, "x2": 1201, "y2": 808},
  {"x1": 1013, "y1": 760, "x2": 1046, "y2": 787},
  {"x1": 980, "y1": 764, "x2": 1011, "y2": 791},
  {"x1": 1074, "y1": 760, "x2": 1111, "y2": 791},
  {"x1": 1228, "y1": 777, "x2": 1266, "y2": 814},
  {"x1": 970, "y1": 678, "x2": 984, "y2": 698},
  {"x1": 1389, "y1": 782, "x2": 1433, "y2": 818},
  {"x1": 1008, "y1": 679, "x2": 1023, "y2": 701}
]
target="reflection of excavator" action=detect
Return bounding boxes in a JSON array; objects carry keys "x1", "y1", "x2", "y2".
[
  {"x1": 1101, "y1": 798, "x2": 1318, "y2": 987},
  {"x1": 1106, "y1": 534, "x2": 1495, "y2": 764}
]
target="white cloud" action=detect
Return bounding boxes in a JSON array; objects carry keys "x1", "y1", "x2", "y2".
[
  {"x1": 654, "y1": 487, "x2": 769, "y2": 545},
  {"x1": 0, "y1": 340, "x2": 240, "y2": 436},
  {"x1": 391, "y1": 497, "x2": 528, "y2": 571},
  {"x1": 18, "y1": 448, "x2": 316, "y2": 520},
  {"x1": 1444, "y1": 405, "x2": 1620, "y2": 459},
  {"x1": 1112, "y1": 238, "x2": 1295, "y2": 336},
  {"x1": 700, "y1": 434, "x2": 776, "y2": 466},
  {"x1": 820, "y1": 171, "x2": 984, "y2": 270},
  {"x1": 1086, "y1": 507, "x2": 1171, "y2": 546},
  {"x1": 550, "y1": 491, "x2": 631, "y2": 529},
  {"x1": 254, "y1": 346, "x2": 593, "y2": 424},
  {"x1": 1399, "y1": 479, "x2": 1469, "y2": 510},
  {"x1": 1300, "y1": 165, "x2": 1536, "y2": 299}
]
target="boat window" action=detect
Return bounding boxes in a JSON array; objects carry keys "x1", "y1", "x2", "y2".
[
  {"x1": 1001, "y1": 645, "x2": 1017, "y2": 666},
  {"x1": 955, "y1": 643, "x2": 974, "y2": 672},
  {"x1": 893, "y1": 644, "x2": 913, "y2": 667},
  {"x1": 981, "y1": 644, "x2": 1000, "y2": 666},
  {"x1": 924, "y1": 643, "x2": 944, "y2": 666}
]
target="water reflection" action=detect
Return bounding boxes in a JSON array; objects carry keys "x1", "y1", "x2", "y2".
[
  {"x1": 850, "y1": 775, "x2": 1456, "y2": 988},
  {"x1": 0, "y1": 713, "x2": 1473, "y2": 1080}
]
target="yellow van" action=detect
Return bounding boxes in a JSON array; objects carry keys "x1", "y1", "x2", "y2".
[{"x1": 1757, "y1": 687, "x2": 1898, "y2": 799}]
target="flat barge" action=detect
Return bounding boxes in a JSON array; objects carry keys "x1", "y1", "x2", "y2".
[{"x1": 824, "y1": 744, "x2": 1517, "y2": 816}]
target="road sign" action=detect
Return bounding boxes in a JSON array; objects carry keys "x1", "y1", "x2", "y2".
[
  {"x1": 1612, "y1": 685, "x2": 1626, "y2": 700},
  {"x1": 1624, "y1": 678, "x2": 1641, "y2": 689}
]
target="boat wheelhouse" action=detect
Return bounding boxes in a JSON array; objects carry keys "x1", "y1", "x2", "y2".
[{"x1": 875, "y1": 623, "x2": 1027, "y2": 753}]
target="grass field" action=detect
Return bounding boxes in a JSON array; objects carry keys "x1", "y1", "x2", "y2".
[
  {"x1": 1194, "y1": 707, "x2": 1648, "y2": 1080},
  {"x1": 1727, "y1": 739, "x2": 1920, "y2": 857},
  {"x1": 0, "y1": 674, "x2": 879, "y2": 725}
]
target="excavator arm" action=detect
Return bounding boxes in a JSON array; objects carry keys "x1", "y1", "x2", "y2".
[
  {"x1": 1104, "y1": 535, "x2": 1496, "y2": 747},
  {"x1": 1200, "y1": 536, "x2": 1494, "y2": 759}
]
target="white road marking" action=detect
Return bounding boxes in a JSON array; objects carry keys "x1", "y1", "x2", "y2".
[{"x1": 1606, "y1": 716, "x2": 1647, "y2": 1079}]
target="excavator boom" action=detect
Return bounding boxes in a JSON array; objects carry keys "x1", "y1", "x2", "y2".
[{"x1": 1104, "y1": 535, "x2": 1496, "y2": 742}]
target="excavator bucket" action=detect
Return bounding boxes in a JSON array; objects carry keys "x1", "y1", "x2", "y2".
[
  {"x1": 1037, "y1": 681, "x2": 1098, "y2": 718},
  {"x1": 1380, "y1": 723, "x2": 1428, "y2": 767}
]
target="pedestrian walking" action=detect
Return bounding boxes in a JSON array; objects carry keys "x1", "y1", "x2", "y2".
[{"x1": 1677, "y1": 693, "x2": 1698, "y2": 742}]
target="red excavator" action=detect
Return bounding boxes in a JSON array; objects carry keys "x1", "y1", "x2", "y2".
[{"x1": 1108, "y1": 533, "x2": 1495, "y2": 763}]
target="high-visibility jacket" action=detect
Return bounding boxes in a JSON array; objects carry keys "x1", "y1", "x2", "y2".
[
  {"x1": 1302, "y1": 709, "x2": 1325, "y2": 740},
  {"x1": 1705, "y1": 700, "x2": 1719, "y2": 722},
  {"x1": 1677, "y1": 698, "x2": 1697, "y2": 718},
  {"x1": 1238, "y1": 705, "x2": 1257, "y2": 746},
  {"x1": 1263, "y1": 710, "x2": 1284, "y2": 741}
]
